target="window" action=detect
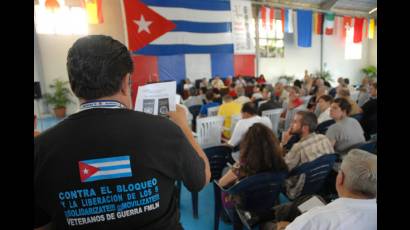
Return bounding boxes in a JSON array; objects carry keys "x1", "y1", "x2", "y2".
[
  {"x1": 34, "y1": 0, "x2": 88, "y2": 35},
  {"x1": 258, "y1": 19, "x2": 285, "y2": 58},
  {"x1": 344, "y1": 26, "x2": 362, "y2": 60}
]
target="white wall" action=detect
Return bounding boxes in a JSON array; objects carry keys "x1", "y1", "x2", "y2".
[
  {"x1": 260, "y1": 32, "x2": 372, "y2": 86},
  {"x1": 35, "y1": 0, "x2": 125, "y2": 115}
]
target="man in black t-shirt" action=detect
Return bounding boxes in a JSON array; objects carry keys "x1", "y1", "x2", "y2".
[{"x1": 34, "y1": 35, "x2": 211, "y2": 230}]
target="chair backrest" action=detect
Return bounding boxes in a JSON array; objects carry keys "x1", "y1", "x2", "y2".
[
  {"x1": 350, "y1": 113, "x2": 363, "y2": 122},
  {"x1": 355, "y1": 140, "x2": 377, "y2": 154},
  {"x1": 288, "y1": 153, "x2": 337, "y2": 196},
  {"x1": 262, "y1": 108, "x2": 283, "y2": 137},
  {"x1": 222, "y1": 171, "x2": 287, "y2": 212},
  {"x1": 301, "y1": 96, "x2": 312, "y2": 106},
  {"x1": 258, "y1": 100, "x2": 268, "y2": 107},
  {"x1": 351, "y1": 91, "x2": 360, "y2": 102},
  {"x1": 196, "y1": 116, "x2": 224, "y2": 148},
  {"x1": 207, "y1": 106, "x2": 220, "y2": 117},
  {"x1": 189, "y1": 105, "x2": 202, "y2": 120},
  {"x1": 315, "y1": 119, "x2": 336, "y2": 135},
  {"x1": 230, "y1": 114, "x2": 241, "y2": 133},
  {"x1": 204, "y1": 145, "x2": 233, "y2": 180},
  {"x1": 284, "y1": 106, "x2": 305, "y2": 131}
]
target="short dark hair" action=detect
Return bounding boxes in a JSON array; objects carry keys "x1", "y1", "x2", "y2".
[
  {"x1": 241, "y1": 102, "x2": 257, "y2": 115},
  {"x1": 67, "y1": 35, "x2": 133, "y2": 100},
  {"x1": 296, "y1": 111, "x2": 318, "y2": 132},
  {"x1": 344, "y1": 78, "x2": 350, "y2": 85},
  {"x1": 319, "y1": 95, "x2": 333, "y2": 103},
  {"x1": 333, "y1": 98, "x2": 352, "y2": 115},
  {"x1": 188, "y1": 87, "x2": 197, "y2": 96},
  {"x1": 293, "y1": 79, "x2": 302, "y2": 88},
  {"x1": 205, "y1": 90, "x2": 214, "y2": 101}
]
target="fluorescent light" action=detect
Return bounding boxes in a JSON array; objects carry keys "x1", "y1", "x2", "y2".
[{"x1": 369, "y1": 7, "x2": 377, "y2": 14}]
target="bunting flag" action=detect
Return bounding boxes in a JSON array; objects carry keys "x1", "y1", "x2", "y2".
[
  {"x1": 45, "y1": 0, "x2": 60, "y2": 10},
  {"x1": 353, "y1": 17, "x2": 364, "y2": 43},
  {"x1": 313, "y1": 12, "x2": 324, "y2": 35},
  {"x1": 342, "y1": 16, "x2": 352, "y2": 39},
  {"x1": 368, "y1": 18, "x2": 375, "y2": 39},
  {"x1": 281, "y1": 8, "x2": 285, "y2": 32},
  {"x1": 324, "y1": 13, "x2": 335, "y2": 35},
  {"x1": 260, "y1": 6, "x2": 275, "y2": 33},
  {"x1": 84, "y1": 0, "x2": 104, "y2": 24},
  {"x1": 363, "y1": 18, "x2": 368, "y2": 38},
  {"x1": 284, "y1": 9, "x2": 293, "y2": 33},
  {"x1": 297, "y1": 10, "x2": 312, "y2": 47}
]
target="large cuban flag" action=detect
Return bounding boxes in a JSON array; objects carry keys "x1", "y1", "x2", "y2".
[
  {"x1": 122, "y1": 0, "x2": 255, "y2": 101},
  {"x1": 78, "y1": 156, "x2": 132, "y2": 183}
]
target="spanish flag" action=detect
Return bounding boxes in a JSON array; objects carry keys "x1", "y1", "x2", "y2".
[{"x1": 84, "y1": 0, "x2": 104, "y2": 24}]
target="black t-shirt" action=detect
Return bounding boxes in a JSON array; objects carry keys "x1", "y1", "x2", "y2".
[
  {"x1": 34, "y1": 109, "x2": 206, "y2": 229},
  {"x1": 360, "y1": 98, "x2": 377, "y2": 138}
]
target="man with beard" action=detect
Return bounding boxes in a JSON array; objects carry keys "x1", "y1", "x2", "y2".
[{"x1": 281, "y1": 111, "x2": 334, "y2": 199}]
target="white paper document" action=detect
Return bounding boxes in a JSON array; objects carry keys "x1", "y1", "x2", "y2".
[
  {"x1": 135, "y1": 81, "x2": 177, "y2": 116},
  {"x1": 297, "y1": 196, "x2": 326, "y2": 213}
]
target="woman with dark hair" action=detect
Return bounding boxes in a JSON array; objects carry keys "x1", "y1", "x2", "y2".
[{"x1": 219, "y1": 123, "x2": 288, "y2": 226}]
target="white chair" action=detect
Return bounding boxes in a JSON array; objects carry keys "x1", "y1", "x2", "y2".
[
  {"x1": 207, "y1": 106, "x2": 220, "y2": 117},
  {"x1": 351, "y1": 91, "x2": 360, "y2": 102},
  {"x1": 262, "y1": 108, "x2": 283, "y2": 137},
  {"x1": 258, "y1": 100, "x2": 268, "y2": 107},
  {"x1": 230, "y1": 114, "x2": 242, "y2": 133},
  {"x1": 196, "y1": 116, "x2": 224, "y2": 148}
]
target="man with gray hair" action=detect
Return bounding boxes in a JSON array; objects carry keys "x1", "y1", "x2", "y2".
[{"x1": 276, "y1": 149, "x2": 377, "y2": 230}]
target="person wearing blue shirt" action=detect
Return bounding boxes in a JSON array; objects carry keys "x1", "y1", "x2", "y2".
[{"x1": 199, "y1": 90, "x2": 220, "y2": 117}]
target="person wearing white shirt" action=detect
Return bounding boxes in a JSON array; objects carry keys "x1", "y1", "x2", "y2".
[
  {"x1": 276, "y1": 149, "x2": 377, "y2": 230},
  {"x1": 228, "y1": 102, "x2": 272, "y2": 161},
  {"x1": 316, "y1": 95, "x2": 333, "y2": 124}
]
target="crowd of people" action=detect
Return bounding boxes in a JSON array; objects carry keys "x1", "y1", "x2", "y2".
[{"x1": 34, "y1": 35, "x2": 377, "y2": 230}]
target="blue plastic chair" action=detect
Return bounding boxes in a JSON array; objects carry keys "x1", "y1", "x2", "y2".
[
  {"x1": 177, "y1": 145, "x2": 233, "y2": 225},
  {"x1": 316, "y1": 119, "x2": 335, "y2": 135},
  {"x1": 216, "y1": 171, "x2": 288, "y2": 230},
  {"x1": 356, "y1": 140, "x2": 377, "y2": 154},
  {"x1": 287, "y1": 153, "x2": 338, "y2": 198}
]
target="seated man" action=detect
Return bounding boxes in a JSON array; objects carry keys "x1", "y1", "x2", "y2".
[
  {"x1": 326, "y1": 98, "x2": 366, "y2": 153},
  {"x1": 198, "y1": 90, "x2": 220, "y2": 117},
  {"x1": 228, "y1": 102, "x2": 272, "y2": 160},
  {"x1": 360, "y1": 82, "x2": 377, "y2": 140},
  {"x1": 183, "y1": 87, "x2": 203, "y2": 108},
  {"x1": 281, "y1": 111, "x2": 334, "y2": 199},
  {"x1": 277, "y1": 149, "x2": 377, "y2": 230},
  {"x1": 337, "y1": 88, "x2": 362, "y2": 116},
  {"x1": 218, "y1": 95, "x2": 242, "y2": 139},
  {"x1": 211, "y1": 75, "x2": 226, "y2": 90},
  {"x1": 233, "y1": 86, "x2": 251, "y2": 105}
]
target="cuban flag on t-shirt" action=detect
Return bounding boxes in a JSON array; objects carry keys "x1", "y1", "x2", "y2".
[
  {"x1": 78, "y1": 156, "x2": 132, "y2": 183},
  {"x1": 122, "y1": 0, "x2": 256, "y2": 100}
]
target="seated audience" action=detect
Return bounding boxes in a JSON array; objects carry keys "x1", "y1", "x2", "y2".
[
  {"x1": 251, "y1": 85, "x2": 263, "y2": 101},
  {"x1": 213, "y1": 88, "x2": 223, "y2": 104},
  {"x1": 307, "y1": 85, "x2": 326, "y2": 111},
  {"x1": 360, "y1": 82, "x2": 377, "y2": 140},
  {"x1": 219, "y1": 123, "x2": 288, "y2": 228},
  {"x1": 281, "y1": 111, "x2": 334, "y2": 199},
  {"x1": 274, "y1": 82, "x2": 288, "y2": 104},
  {"x1": 337, "y1": 88, "x2": 362, "y2": 116},
  {"x1": 344, "y1": 78, "x2": 355, "y2": 95},
  {"x1": 199, "y1": 90, "x2": 220, "y2": 117},
  {"x1": 184, "y1": 87, "x2": 203, "y2": 108},
  {"x1": 235, "y1": 75, "x2": 247, "y2": 88},
  {"x1": 326, "y1": 98, "x2": 366, "y2": 153},
  {"x1": 228, "y1": 102, "x2": 272, "y2": 159},
  {"x1": 224, "y1": 75, "x2": 233, "y2": 87},
  {"x1": 257, "y1": 89, "x2": 282, "y2": 115},
  {"x1": 183, "y1": 79, "x2": 193, "y2": 90},
  {"x1": 233, "y1": 86, "x2": 251, "y2": 105},
  {"x1": 277, "y1": 149, "x2": 376, "y2": 230},
  {"x1": 257, "y1": 74, "x2": 267, "y2": 84},
  {"x1": 198, "y1": 87, "x2": 207, "y2": 104},
  {"x1": 228, "y1": 83, "x2": 238, "y2": 98},
  {"x1": 317, "y1": 95, "x2": 333, "y2": 124},
  {"x1": 286, "y1": 86, "x2": 303, "y2": 109},
  {"x1": 200, "y1": 77, "x2": 210, "y2": 89},
  {"x1": 218, "y1": 95, "x2": 242, "y2": 139},
  {"x1": 211, "y1": 75, "x2": 226, "y2": 90},
  {"x1": 328, "y1": 77, "x2": 345, "y2": 98}
]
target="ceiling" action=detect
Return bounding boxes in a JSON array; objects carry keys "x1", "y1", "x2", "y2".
[{"x1": 255, "y1": 0, "x2": 377, "y2": 18}]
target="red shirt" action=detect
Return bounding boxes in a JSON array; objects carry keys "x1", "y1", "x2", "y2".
[{"x1": 292, "y1": 97, "x2": 303, "y2": 108}]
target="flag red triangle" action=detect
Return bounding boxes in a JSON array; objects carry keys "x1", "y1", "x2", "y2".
[
  {"x1": 123, "y1": 0, "x2": 176, "y2": 52},
  {"x1": 79, "y1": 162, "x2": 100, "y2": 182}
]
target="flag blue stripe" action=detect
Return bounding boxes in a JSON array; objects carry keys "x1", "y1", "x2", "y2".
[
  {"x1": 99, "y1": 164, "x2": 131, "y2": 171},
  {"x1": 133, "y1": 44, "x2": 233, "y2": 56},
  {"x1": 211, "y1": 53, "x2": 233, "y2": 78},
  {"x1": 285, "y1": 10, "x2": 290, "y2": 33},
  {"x1": 141, "y1": 0, "x2": 230, "y2": 11},
  {"x1": 297, "y1": 10, "x2": 312, "y2": 47},
  {"x1": 85, "y1": 173, "x2": 133, "y2": 182},
  {"x1": 173, "y1": 21, "x2": 231, "y2": 33},
  {"x1": 158, "y1": 55, "x2": 186, "y2": 84},
  {"x1": 82, "y1": 156, "x2": 130, "y2": 165}
]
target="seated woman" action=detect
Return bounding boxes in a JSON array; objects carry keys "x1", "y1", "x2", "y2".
[{"x1": 218, "y1": 123, "x2": 288, "y2": 228}]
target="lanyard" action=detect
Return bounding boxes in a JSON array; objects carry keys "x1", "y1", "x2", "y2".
[{"x1": 79, "y1": 100, "x2": 127, "y2": 111}]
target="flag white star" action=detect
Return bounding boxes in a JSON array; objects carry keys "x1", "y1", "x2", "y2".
[
  {"x1": 83, "y1": 168, "x2": 89, "y2": 175},
  {"x1": 134, "y1": 15, "x2": 152, "y2": 34}
]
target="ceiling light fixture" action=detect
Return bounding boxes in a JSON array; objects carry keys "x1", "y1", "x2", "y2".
[{"x1": 369, "y1": 7, "x2": 377, "y2": 14}]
